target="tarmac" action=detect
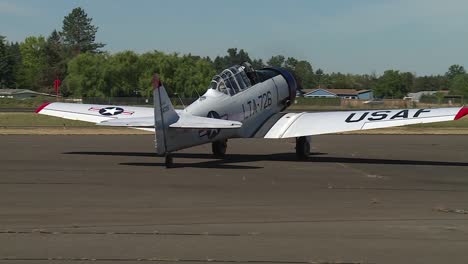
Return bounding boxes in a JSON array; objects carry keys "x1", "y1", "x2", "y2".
[{"x1": 0, "y1": 134, "x2": 467, "y2": 264}]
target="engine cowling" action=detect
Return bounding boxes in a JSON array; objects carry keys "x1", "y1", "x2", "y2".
[{"x1": 260, "y1": 67, "x2": 297, "y2": 108}]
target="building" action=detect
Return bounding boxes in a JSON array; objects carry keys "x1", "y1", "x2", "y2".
[
  {"x1": 406, "y1": 91, "x2": 448, "y2": 102},
  {"x1": 0, "y1": 89, "x2": 55, "y2": 100},
  {"x1": 302, "y1": 88, "x2": 373, "y2": 100}
]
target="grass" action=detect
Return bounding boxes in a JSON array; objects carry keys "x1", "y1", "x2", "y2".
[
  {"x1": 0, "y1": 113, "x2": 93, "y2": 127},
  {"x1": 411, "y1": 116, "x2": 468, "y2": 128},
  {"x1": 0, "y1": 112, "x2": 154, "y2": 134},
  {"x1": 0, "y1": 97, "x2": 52, "y2": 108}
]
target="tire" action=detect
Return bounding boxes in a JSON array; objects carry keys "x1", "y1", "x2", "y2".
[
  {"x1": 296, "y1": 136, "x2": 310, "y2": 160},
  {"x1": 165, "y1": 154, "x2": 174, "y2": 168},
  {"x1": 212, "y1": 140, "x2": 227, "y2": 158}
]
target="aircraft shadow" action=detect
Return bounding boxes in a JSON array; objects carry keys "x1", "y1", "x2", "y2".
[
  {"x1": 119, "y1": 161, "x2": 261, "y2": 169},
  {"x1": 64, "y1": 151, "x2": 468, "y2": 168}
]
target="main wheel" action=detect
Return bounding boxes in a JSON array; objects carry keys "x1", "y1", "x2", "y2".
[
  {"x1": 165, "y1": 154, "x2": 174, "y2": 168},
  {"x1": 296, "y1": 136, "x2": 310, "y2": 160},
  {"x1": 212, "y1": 140, "x2": 227, "y2": 158}
]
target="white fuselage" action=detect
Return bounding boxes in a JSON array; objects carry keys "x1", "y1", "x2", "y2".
[{"x1": 165, "y1": 74, "x2": 291, "y2": 152}]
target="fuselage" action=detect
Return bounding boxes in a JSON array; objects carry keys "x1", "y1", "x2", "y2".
[{"x1": 165, "y1": 66, "x2": 297, "y2": 151}]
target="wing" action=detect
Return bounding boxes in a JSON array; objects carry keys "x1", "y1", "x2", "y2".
[
  {"x1": 258, "y1": 107, "x2": 468, "y2": 138},
  {"x1": 35, "y1": 102, "x2": 158, "y2": 123},
  {"x1": 99, "y1": 114, "x2": 242, "y2": 129},
  {"x1": 37, "y1": 102, "x2": 241, "y2": 129}
]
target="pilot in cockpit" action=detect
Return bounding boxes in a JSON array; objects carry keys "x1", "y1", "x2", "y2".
[
  {"x1": 218, "y1": 82, "x2": 227, "y2": 94},
  {"x1": 241, "y1": 62, "x2": 258, "y2": 85}
]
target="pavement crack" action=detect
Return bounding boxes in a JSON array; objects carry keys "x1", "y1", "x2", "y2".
[
  {"x1": 336, "y1": 163, "x2": 383, "y2": 180},
  {"x1": 0, "y1": 182, "x2": 103, "y2": 185},
  {"x1": 0, "y1": 257, "x2": 370, "y2": 263},
  {"x1": 434, "y1": 207, "x2": 468, "y2": 215},
  {"x1": 0, "y1": 230, "x2": 253, "y2": 237}
]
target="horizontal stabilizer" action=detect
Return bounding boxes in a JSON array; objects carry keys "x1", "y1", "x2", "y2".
[
  {"x1": 98, "y1": 114, "x2": 241, "y2": 129},
  {"x1": 169, "y1": 115, "x2": 242, "y2": 129}
]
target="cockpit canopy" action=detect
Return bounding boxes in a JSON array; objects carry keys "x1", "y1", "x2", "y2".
[{"x1": 209, "y1": 65, "x2": 253, "y2": 96}]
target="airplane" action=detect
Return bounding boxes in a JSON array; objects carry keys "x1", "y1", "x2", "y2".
[{"x1": 36, "y1": 62, "x2": 468, "y2": 168}]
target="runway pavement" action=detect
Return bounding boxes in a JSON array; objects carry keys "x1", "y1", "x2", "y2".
[{"x1": 0, "y1": 135, "x2": 467, "y2": 264}]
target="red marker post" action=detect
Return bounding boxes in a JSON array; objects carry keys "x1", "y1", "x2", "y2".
[{"x1": 54, "y1": 79, "x2": 61, "y2": 101}]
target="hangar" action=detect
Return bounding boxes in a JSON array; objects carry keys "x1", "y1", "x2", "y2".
[
  {"x1": 0, "y1": 89, "x2": 54, "y2": 100},
  {"x1": 302, "y1": 88, "x2": 373, "y2": 100}
]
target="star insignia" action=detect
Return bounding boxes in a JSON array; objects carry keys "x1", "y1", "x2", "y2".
[{"x1": 99, "y1": 107, "x2": 124, "y2": 116}]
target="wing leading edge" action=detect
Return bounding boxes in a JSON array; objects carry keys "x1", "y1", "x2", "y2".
[
  {"x1": 35, "y1": 102, "x2": 155, "y2": 123},
  {"x1": 262, "y1": 107, "x2": 468, "y2": 138}
]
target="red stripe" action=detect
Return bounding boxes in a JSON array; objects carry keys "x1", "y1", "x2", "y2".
[
  {"x1": 153, "y1": 74, "x2": 161, "y2": 90},
  {"x1": 35, "y1": 102, "x2": 51, "y2": 113},
  {"x1": 454, "y1": 107, "x2": 468, "y2": 120}
]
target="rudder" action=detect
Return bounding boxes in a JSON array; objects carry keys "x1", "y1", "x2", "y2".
[{"x1": 153, "y1": 74, "x2": 179, "y2": 155}]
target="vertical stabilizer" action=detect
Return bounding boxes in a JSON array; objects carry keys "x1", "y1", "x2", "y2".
[{"x1": 153, "y1": 74, "x2": 179, "y2": 155}]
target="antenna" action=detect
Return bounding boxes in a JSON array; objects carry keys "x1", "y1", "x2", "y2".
[
  {"x1": 194, "y1": 88, "x2": 201, "y2": 99},
  {"x1": 173, "y1": 93, "x2": 186, "y2": 109}
]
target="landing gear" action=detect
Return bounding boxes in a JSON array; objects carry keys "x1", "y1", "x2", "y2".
[
  {"x1": 165, "y1": 154, "x2": 173, "y2": 168},
  {"x1": 296, "y1": 136, "x2": 310, "y2": 160},
  {"x1": 212, "y1": 140, "x2": 227, "y2": 157}
]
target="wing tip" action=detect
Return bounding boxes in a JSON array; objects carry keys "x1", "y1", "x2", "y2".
[
  {"x1": 35, "y1": 102, "x2": 51, "y2": 113},
  {"x1": 454, "y1": 107, "x2": 468, "y2": 120}
]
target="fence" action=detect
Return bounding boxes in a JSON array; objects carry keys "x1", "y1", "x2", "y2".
[
  {"x1": 419, "y1": 95, "x2": 464, "y2": 105},
  {"x1": 295, "y1": 97, "x2": 341, "y2": 106},
  {"x1": 62, "y1": 96, "x2": 464, "y2": 109},
  {"x1": 79, "y1": 97, "x2": 198, "y2": 106}
]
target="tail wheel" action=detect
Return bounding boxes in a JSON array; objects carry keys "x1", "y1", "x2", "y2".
[
  {"x1": 212, "y1": 140, "x2": 228, "y2": 158},
  {"x1": 296, "y1": 136, "x2": 310, "y2": 160},
  {"x1": 165, "y1": 154, "x2": 174, "y2": 168}
]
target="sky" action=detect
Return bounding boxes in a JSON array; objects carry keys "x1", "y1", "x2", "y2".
[{"x1": 1, "y1": 0, "x2": 467, "y2": 75}]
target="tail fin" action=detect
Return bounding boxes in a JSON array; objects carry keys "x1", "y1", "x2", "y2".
[{"x1": 153, "y1": 74, "x2": 179, "y2": 155}]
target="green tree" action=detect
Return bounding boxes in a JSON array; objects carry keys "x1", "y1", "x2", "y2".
[
  {"x1": 292, "y1": 60, "x2": 315, "y2": 89},
  {"x1": 106, "y1": 50, "x2": 141, "y2": 97},
  {"x1": 172, "y1": 55, "x2": 216, "y2": 97},
  {"x1": 43, "y1": 30, "x2": 70, "y2": 93},
  {"x1": 412, "y1": 75, "x2": 448, "y2": 92},
  {"x1": 267, "y1": 55, "x2": 285, "y2": 67},
  {"x1": 449, "y1": 73, "x2": 468, "y2": 98},
  {"x1": 64, "y1": 52, "x2": 109, "y2": 97},
  {"x1": 212, "y1": 48, "x2": 252, "y2": 72},
  {"x1": 136, "y1": 51, "x2": 217, "y2": 98},
  {"x1": 400, "y1": 72, "x2": 415, "y2": 92},
  {"x1": 266, "y1": 56, "x2": 316, "y2": 89},
  {"x1": 327, "y1": 73, "x2": 361, "y2": 89},
  {"x1": 61, "y1": 7, "x2": 105, "y2": 55},
  {"x1": 5, "y1": 42, "x2": 23, "y2": 89},
  {"x1": 0, "y1": 36, "x2": 7, "y2": 88},
  {"x1": 18, "y1": 36, "x2": 47, "y2": 90},
  {"x1": 230, "y1": 48, "x2": 250, "y2": 65},
  {"x1": 137, "y1": 50, "x2": 166, "y2": 97},
  {"x1": 445, "y1": 64, "x2": 466, "y2": 81},
  {"x1": 0, "y1": 36, "x2": 20, "y2": 88},
  {"x1": 284, "y1": 57, "x2": 298, "y2": 71},
  {"x1": 251, "y1": 58, "x2": 265, "y2": 69},
  {"x1": 61, "y1": 50, "x2": 216, "y2": 99},
  {"x1": 315, "y1": 69, "x2": 324, "y2": 87},
  {"x1": 374, "y1": 70, "x2": 409, "y2": 99}
]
